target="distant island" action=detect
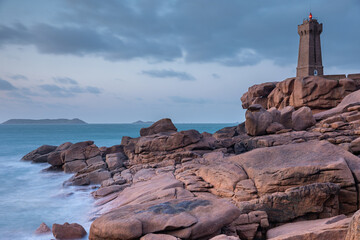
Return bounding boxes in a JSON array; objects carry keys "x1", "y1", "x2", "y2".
[
  {"x1": 2, "y1": 118, "x2": 87, "y2": 125},
  {"x1": 132, "y1": 120, "x2": 155, "y2": 124}
]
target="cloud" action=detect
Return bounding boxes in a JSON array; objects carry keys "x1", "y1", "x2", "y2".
[
  {"x1": 212, "y1": 73, "x2": 220, "y2": 79},
  {"x1": 54, "y1": 77, "x2": 78, "y2": 85},
  {"x1": 9, "y1": 74, "x2": 28, "y2": 81},
  {"x1": 169, "y1": 96, "x2": 210, "y2": 104},
  {"x1": 39, "y1": 84, "x2": 101, "y2": 97},
  {"x1": 0, "y1": 1, "x2": 359, "y2": 68},
  {"x1": 86, "y1": 86, "x2": 101, "y2": 94},
  {"x1": 142, "y1": 69, "x2": 195, "y2": 81},
  {"x1": 0, "y1": 79, "x2": 17, "y2": 90}
]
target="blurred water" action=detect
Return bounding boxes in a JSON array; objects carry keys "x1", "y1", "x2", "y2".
[{"x1": 0, "y1": 123, "x2": 234, "y2": 239}]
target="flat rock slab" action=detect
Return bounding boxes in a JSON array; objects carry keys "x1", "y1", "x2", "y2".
[
  {"x1": 267, "y1": 214, "x2": 351, "y2": 240},
  {"x1": 89, "y1": 197, "x2": 240, "y2": 240},
  {"x1": 95, "y1": 173, "x2": 189, "y2": 215}
]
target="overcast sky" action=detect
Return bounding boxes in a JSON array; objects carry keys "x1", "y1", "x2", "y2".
[{"x1": 0, "y1": 0, "x2": 359, "y2": 123}]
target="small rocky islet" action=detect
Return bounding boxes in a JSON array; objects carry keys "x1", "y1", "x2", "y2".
[{"x1": 23, "y1": 75, "x2": 360, "y2": 239}]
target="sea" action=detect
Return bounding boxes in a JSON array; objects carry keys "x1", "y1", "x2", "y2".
[{"x1": 0, "y1": 123, "x2": 235, "y2": 240}]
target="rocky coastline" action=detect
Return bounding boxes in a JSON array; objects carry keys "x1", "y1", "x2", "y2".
[{"x1": 23, "y1": 75, "x2": 360, "y2": 240}]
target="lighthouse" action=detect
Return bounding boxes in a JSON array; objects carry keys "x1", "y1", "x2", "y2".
[{"x1": 296, "y1": 13, "x2": 324, "y2": 77}]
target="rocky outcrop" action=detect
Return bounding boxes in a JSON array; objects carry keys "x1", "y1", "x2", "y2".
[
  {"x1": 241, "y1": 76, "x2": 360, "y2": 112},
  {"x1": 122, "y1": 129, "x2": 214, "y2": 165},
  {"x1": 140, "y1": 118, "x2": 177, "y2": 136},
  {"x1": 52, "y1": 222, "x2": 87, "y2": 239},
  {"x1": 244, "y1": 104, "x2": 315, "y2": 136},
  {"x1": 24, "y1": 103, "x2": 360, "y2": 240}
]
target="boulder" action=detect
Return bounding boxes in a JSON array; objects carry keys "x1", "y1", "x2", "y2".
[
  {"x1": 22, "y1": 145, "x2": 57, "y2": 162},
  {"x1": 227, "y1": 211, "x2": 269, "y2": 239},
  {"x1": 47, "y1": 151, "x2": 63, "y2": 167},
  {"x1": 196, "y1": 163, "x2": 248, "y2": 194},
  {"x1": 213, "y1": 123, "x2": 245, "y2": 139},
  {"x1": 292, "y1": 106, "x2": 315, "y2": 131},
  {"x1": 124, "y1": 130, "x2": 203, "y2": 165},
  {"x1": 35, "y1": 222, "x2": 51, "y2": 234},
  {"x1": 52, "y1": 222, "x2": 87, "y2": 239},
  {"x1": 280, "y1": 106, "x2": 294, "y2": 129},
  {"x1": 63, "y1": 141, "x2": 100, "y2": 163},
  {"x1": 229, "y1": 141, "x2": 360, "y2": 215},
  {"x1": 140, "y1": 118, "x2": 177, "y2": 136},
  {"x1": 56, "y1": 142, "x2": 72, "y2": 151},
  {"x1": 241, "y1": 82, "x2": 277, "y2": 109},
  {"x1": 105, "y1": 152, "x2": 126, "y2": 170},
  {"x1": 63, "y1": 160, "x2": 87, "y2": 173},
  {"x1": 92, "y1": 185, "x2": 125, "y2": 198},
  {"x1": 95, "y1": 173, "x2": 188, "y2": 215},
  {"x1": 245, "y1": 104, "x2": 273, "y2": 136},
  {"x1": 349, "y1": 137, "x2": 360, "y2": 154},
  {"x1": 268, "y1": 107, "x2": 281, "y2": 123},
  {"x1": 238, "y1": 183, "x2": 340, "y2": 223},
  {"x1": 86, "y1": 155, "x2": 104, "y2": 166},
  {"x1": 266, "y1": 122, "x2": 285, "y2": 134},
  {"x1": 89, "y1": 197, "x2": 240, "y2": 240},
  {"x1": 267, "y1": 215, "x2": 350, "y2": 240},
  {"x1": 65, "y1": 169, "x2": 111, "y2": 186},
  {"x1": 135, "y1": 130, "x2": 202, "y2": 154},
  {"x1": 345, "y1": 210, "x2": 360, "y2": 240},
  {"x1": 100, "y1": 144, "x2": 124, "y2": 156}
]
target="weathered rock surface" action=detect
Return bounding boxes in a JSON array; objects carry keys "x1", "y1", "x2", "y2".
[
  {"x1": 22, "y1": 145, "x2": 57, "y2": 162},
  {"x1": 140, "y1": 118, "x2": 177, "y2": 136},
  {"x1": 292, "y1": 106, "x2": 316, "y2": 131},
  {"x1": 241, "y1": 82, "x2": 277, "y2": 109},
  {"x1": 52, "y1": 222, "x2": 87, "y2": 239},
  {"x1": 105, "y1": 152, "x2": 125, "y2": 170},
  {"x1": 345, "y1": 210, "x2": 360, "y2": 240},
  {"x1": 266, "y1": 76, "x2": 359, "y2": 111},
  {"x1": 245, "y1": 104, "x2": 273, "y2": 136},
  {"x1": 90, "y1": 197, "x2": 240, "y2": 240},
  {"x1": 229, "y1": 140, "x2": 360, "y2": 215},
  {"x1": 267, "y1": 215, "x2": 351, "y2": 240},
  {"x1": 238, "y1": 183, "x2": 340, "y2": 223},
  {"x1": 122, "y1": 129, "x2": 208, "y2": 165},
  {"x1": 315, "y1": 89, "x2": 360, "y2": 120}
]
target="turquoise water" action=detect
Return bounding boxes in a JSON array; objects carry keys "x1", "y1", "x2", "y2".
[{"x1": 0, "y1": 123, "x2": 234, "y2": 240}]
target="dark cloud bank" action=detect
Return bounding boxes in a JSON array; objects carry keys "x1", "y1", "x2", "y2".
[{"x1": 0, "y1": 0, "x2": 359, "y2": 69}]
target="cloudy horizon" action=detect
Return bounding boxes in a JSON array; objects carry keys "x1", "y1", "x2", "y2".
[{"x1": 0, "y1": 0, "x2": 359, "y2": 123}]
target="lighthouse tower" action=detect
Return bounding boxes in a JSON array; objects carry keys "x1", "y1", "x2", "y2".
[{"x1": 296, "y1": 13, "x2": 324, "y2": 77}]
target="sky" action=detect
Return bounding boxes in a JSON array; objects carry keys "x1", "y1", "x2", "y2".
[{"x1": 0, "y1": 0, "x2": 359, "y2": 123}]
